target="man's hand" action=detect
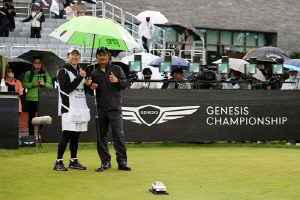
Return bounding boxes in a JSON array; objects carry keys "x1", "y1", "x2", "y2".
[
  {"x1": 180, "y1": 41, "x2": 186, "y2": 44},
  {"x1": 38, "y1": 80, "x2": 45, "y2": 86},
  {"x1": 295, "y1": 86, "x2": 299, "y2": 90},
  {"x1": 32, "y1": 82, "x2": 38, "y2": 87},
  {"x1": 19, "y1": 20, "x2": 23, "y2": 22},
  {"x1": 37, "y1": 17, "x2": 40, "y2": 21},
  {"x1": 167, "y1": 84, "x2": 172, "y2": 89},
  {"x1": 85, "y1": 77, "x2": 92, "y2": 86},
  {"x1": 90, "y1": 83, "x2": 98, "y2": 90},
  {"x1": 267, "y1": 85, "x2": 271, "y2": 90},
  {"x1": 140, "y1": 84, "x2": 145, "y2": 89},
  {"x1": 109, "y1": 72, "x2": 118, "y2": 83},
  {"x1": 79, "y1": 68, "x2": 86, "y2": 78}
]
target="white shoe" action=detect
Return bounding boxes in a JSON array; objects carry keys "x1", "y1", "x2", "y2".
[
  {"x1": 257, "y1": 141, "x2": 262, "y2": 144},
  {"x1": 286, "y1": 140, "x2": 292, "y2": 145},
  {"x1": 296, "y1": 143, "x2": 300, "y2": 146}
]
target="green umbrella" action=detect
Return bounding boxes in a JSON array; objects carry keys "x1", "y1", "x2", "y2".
[{"x1": 49, "y1": 16, "x2": 139, "y2": 52}]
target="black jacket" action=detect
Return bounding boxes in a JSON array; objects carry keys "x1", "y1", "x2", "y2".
[
  {"x1": 89, "y1": 63, "x2": 127, "y2": 111},
  {"x1": 57, "y1": 63, "x2": 88, "y2": 114}
]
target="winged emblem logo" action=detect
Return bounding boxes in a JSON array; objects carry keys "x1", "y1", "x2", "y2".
[
  {"x1": 122, "y1": 105, "x2": 200, "y2": 126},
  {"x1": 24, "y1": 142, "x2": 34, "y2": 145}
]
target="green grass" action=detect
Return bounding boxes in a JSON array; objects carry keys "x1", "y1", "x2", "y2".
[{"x1": 0, "y1": 143, "x2": 300, "y2": 200}]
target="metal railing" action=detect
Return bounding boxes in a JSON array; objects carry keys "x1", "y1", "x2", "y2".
[
  {"x1": 0, "y1": 46, "x2": 9, "y2": 57},
  {"x1": 10, "y1": 46, "x2": 58, "y2": 58}
]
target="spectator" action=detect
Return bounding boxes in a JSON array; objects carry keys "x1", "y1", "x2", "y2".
[
  {"x1": 167, "y1": 67, "x2": 191, "y2": 89},
  {"x1": 281, "y1": 68, "x2": 299, "y2": 90},
  {"x1": 66, "y1": 2, "x2": 77, "y2": 21},
  {"x1": 139, "y1": 16, "x2": 154, "y2": 53},
  {"x1": 22, "y1": 56, "x2": 52, "y2": 136},
  {"x1": 7, "y1": 0, "x2": 15, "y2": 32},
  {"x1": 54, "y1": 47, "x2": 91, "y2": 171},
  {"x1": 0, "y1": 0, "x2": 12, "y2": 37},
  {"x1": 5, "y1": 67, "x2": 23, "y2": 114},
  {"x1": 19, "y1": 2, "x2": 45, "y2": 38},
  {"x1": 75, "y1": 0, "x2": 87, "y2": 17},
  {"x1": 55, "y1": 0, "x2": 65, "y2": 19},
  {"x1": 179, "y1": 29, "x2": 194, "y2": 59},
  {"x1": 130, "y1": 68, "x2": 159, "y2": 89},
  {"x1": 88, "y1": 47, "x2": 131, "y2": 172},
  {"x1": 222, "y1": 69, "x2": 248, "y2": 89}
]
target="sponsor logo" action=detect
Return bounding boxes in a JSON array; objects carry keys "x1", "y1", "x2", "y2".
[
  {"x1": 266, "y1": 53, "x2": 282, "y2": 61},
  {"x1": 24, "y1": 142, "x2": 34, "y2": 145},
  {"x1": 122, "y1": 105, "x2": 200, "y2": 126}
]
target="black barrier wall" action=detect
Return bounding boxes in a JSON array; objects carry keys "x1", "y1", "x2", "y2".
[
  {"x1": 39, "y1": 89, "x2": 300, "y2": 143},
  {"x1": 0, "y1": 92, "x2": 19, "y2": 149}
]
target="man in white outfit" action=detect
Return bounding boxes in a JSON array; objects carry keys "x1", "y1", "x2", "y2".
[
  {"x1": 54, "y1": 47, "x2": 92, "y2": 171},
  {"x1": 139, "y1": 17, "x2": 155, "y2": 53},
  {"x1": 281, "y1": 68, "x2": 300, "y2": 90}
]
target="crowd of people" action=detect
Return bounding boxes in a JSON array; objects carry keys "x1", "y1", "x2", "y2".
[{"x1": 0, "y1": 0, "x2": 88, "y2": 38}]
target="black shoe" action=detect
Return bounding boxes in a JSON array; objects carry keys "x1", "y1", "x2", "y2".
[
  {"x1": 95, "y1": 165, "x2": 104, "y2": 172},
  {"x1": 103, "y1": 162, "x2": 111, "y2": 170},
  {"x1": 95, "y1": 162, "x2": 111, "y2": 172},
  {"x1": 118, "y1": 164, "x2": 131, "y2": 171},
  {"x1": 68, "y1": 159, "x2": 86, "y2": 170},
  {"x1": 53, "y1": 160, "x2": 68, "y2": 171}
]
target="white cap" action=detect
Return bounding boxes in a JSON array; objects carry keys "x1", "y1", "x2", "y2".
[
  {"x1": 68, "y1": 47, "x2": 80, "y2": 55},
  {"x1": 33, "y1": 2, "x2": 40, "y2": 8}
]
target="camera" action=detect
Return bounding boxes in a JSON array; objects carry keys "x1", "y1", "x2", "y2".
[{"x1": 188, "y1": 66, "x2": 217, "y2": 89}]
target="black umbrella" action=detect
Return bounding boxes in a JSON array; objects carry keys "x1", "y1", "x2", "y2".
[
  {"x1": 18, "y1": 50, "x2": 65, "y2": 79},
  {"x1": 244, "y1": 46, "x2": 290, "y2": 62},
  {"x1": 7, "y1": 58, "x2": 32, "y2": 79},
  {"x1": 171, "y1": 23, "x2": 201, "y2": 41},
  {"x1": 0, "y1": 11, "x2": 9, "y2": 29}
]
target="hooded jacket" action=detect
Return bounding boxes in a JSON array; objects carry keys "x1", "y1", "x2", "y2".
[{"x1": 89, "y1": 63, "x2": 127, "y2": 111}]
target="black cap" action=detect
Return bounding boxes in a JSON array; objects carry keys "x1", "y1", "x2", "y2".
[
  {"x1": 96, "y1": 47, "x2": 111, "y2": 55},
  {"x1": 173, "y1": 66, "x2": 183, "y2": 74}
]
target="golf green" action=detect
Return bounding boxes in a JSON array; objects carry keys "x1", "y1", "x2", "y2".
[{"x1": 0, "y1": 143, "x2": 299, "y2": 200}]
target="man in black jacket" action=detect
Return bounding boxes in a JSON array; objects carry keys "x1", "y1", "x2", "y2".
[
  {"x1": 0, "y1": 0, "x2": 12, "y2": 37},
  {"x1": 89, "y1": 47, "x2": 131, "y2": 172}
]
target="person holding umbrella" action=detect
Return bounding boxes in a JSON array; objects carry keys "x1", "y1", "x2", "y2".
[
  {"x1": 179, "y1": 29, "x2": 194, "y2": 59},
  {"x1": 139, "y1": 17, "x2": 155, "y2": 53},
  {"x1": 22, "y1": 56, "x2": 52, "y2": 136},
  {"x1": 54, "y1": 47, "x2": 92, "y2": 171},
  {"x1": 88, "y1": 47, "x2": 131, "y2": 172},
  {"x1": 222, "y1": 69, "x2": 248, "y2": 89}
]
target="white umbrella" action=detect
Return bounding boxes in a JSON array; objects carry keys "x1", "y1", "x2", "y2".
[
  {"x1": 121, "y1": 52, "x2": 159, "y2": 66},
  {"x1": 213, "y1": 58, "x2": 266, "y2": 81},
  {"x1": 135, "y1": 10, "x2": 168, "y2": 24}
]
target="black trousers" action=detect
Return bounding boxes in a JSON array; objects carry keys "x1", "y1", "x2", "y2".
[
  {"x1": 97, "y1": 110, "x2": 127, "y2": 165},
  {"x1": 30, "y1": 27, "x2": 41, "y2": 38},
  {"x1": 57, "y1": 131, "x2": 81, "y2": 159},
  {"x1": 55, "y1": 10, "x2": 64, "y2": 19},
  {"x1": 0, "y1": 25, "x2": 10, "y2": 37},
  {"x1": 28, "y1": 101, "x2": 38, "y2": 136},
  {"x1": 142, "y1": 36, "x2": 149, "y2": 53}
]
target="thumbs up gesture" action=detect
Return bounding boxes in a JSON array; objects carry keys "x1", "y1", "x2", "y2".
[
  {"x1": 79, "y1": 68, "x2": 86, "y2": 78},
  {"x1": 109, "y1": 72, "x2": 118, "y2": 83}
]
